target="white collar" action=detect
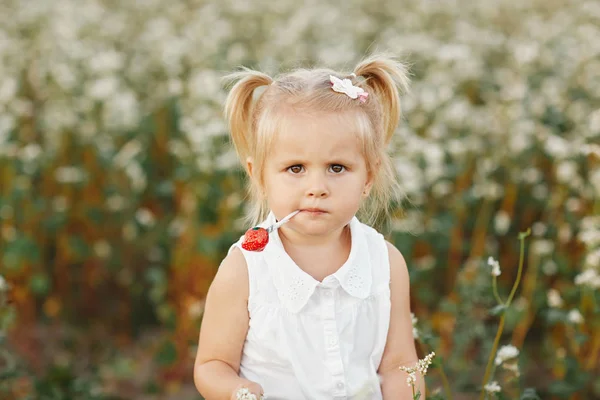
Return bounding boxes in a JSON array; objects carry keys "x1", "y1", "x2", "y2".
[{"x1": 259, "y1": 211, "x2": 373, "y2": 313}]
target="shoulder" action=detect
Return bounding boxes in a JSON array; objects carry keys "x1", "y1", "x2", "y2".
[
  {"x1": 385, "y1": 241, "x2": 410, "y2": 290},
  {"x1": 208, "y1": 247, "x2": 249, "y2": 302}
]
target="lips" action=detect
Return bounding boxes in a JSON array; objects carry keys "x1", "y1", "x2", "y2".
[{"x1": 302, "y1": 208, "x2": 327, "y2": 213}]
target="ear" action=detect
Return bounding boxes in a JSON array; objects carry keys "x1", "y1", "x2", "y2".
[
  {"x1": 246, "y1": 157, "x2": 265, "y2": 197},
  {"x1": 363, "y1": 159, "x2": 380, "y2": 197},
  {"x1": 363, "y1": 182, "x2": 373, "y2": 197},
  {"x1": 246, "y1": 156, "x2": 254, "y2": 178}
]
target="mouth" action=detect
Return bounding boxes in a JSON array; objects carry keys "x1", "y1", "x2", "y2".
[{"x1": 301, "y1": 208, "x2": 327, "y2": 213}]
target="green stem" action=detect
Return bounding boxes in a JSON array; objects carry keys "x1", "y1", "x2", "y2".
[
  {"x1": 506, "y1": 229, "x2": 531, "y2": 307},
  {"x1": 438, "y1": 361, "x2": 453, "y2": 400},
  {"x1": 479, "y1": 315, "x2": 505, "y2": 400},
  {"x1": 492, "y1": 276, "x2": 503, "y2": 305},
  {"x1": 479, "y1": 229, "x2": 531, "y2": 400},
  {"x1": 412, "y1": 384, "x2": 416, "y2": 400}
]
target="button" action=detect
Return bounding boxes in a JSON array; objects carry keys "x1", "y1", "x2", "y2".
[
  {"x1": 324, "y1": 290, "x2": 333, "y2": 297},
  {"x1": 336, "y1": 381, "x2": 344, "y2": 389},
  {"x1": 329, "y1": 337, "x2": 338, "y2": 347}
]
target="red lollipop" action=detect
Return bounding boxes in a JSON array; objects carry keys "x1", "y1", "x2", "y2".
[{"x1": 241, "y1": 210, "x2": 299, "y2": 252}]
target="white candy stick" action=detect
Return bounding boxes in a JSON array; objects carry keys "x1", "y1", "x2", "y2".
[{"x1": 267, "y1": 210, "x2": 300, "y2": 233}]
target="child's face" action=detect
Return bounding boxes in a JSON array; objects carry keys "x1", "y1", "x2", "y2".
[{"x1": 256, "y1": 111, "x2": 372, "y2": 238}]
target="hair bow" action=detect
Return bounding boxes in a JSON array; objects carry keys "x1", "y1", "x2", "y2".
[{"x1": 330, "y1": 75, "x2": 369, "y2": 103}]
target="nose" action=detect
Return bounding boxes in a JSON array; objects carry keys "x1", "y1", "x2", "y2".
[{"x1": 306, "y1": 172, "x2": 329, "y2": 198}]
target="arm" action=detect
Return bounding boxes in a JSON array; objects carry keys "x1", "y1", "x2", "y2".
[
  {"x1": 194, "y1": 248, "x2": 264, "y2": 400},
  {"x1": 379, "y1": 241, "x2": 425, "y2": 400}
]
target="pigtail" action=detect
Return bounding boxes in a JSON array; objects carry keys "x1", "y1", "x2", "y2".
[
  {"x1": 353, "y1": 54, "x2": 411, "y2": 232},
  {"x1": 354, "y1": 53, "x2": 411, "y2": 144},
  {"x1": 223, "y1": 68, "x2": 273, "y2": 165}
]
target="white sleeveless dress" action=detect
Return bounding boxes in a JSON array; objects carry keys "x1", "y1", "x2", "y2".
[{"x1": 228, "y1": 212, "x2": 391, "y2": 400}]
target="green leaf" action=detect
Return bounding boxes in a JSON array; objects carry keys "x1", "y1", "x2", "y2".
[
  {"x1": 29, "y1": 273, "x2": 51, "y2": 296},
  {"x1": 154, "y1": 340, "x2": 177, "y2": 366},
  {"x1": 2, "y1": 251, "x2": 21, "y2": 271},
  {"x1": 68, "y1": 236, "x2": 90, "y2": 258},
  {"x1": 574, "y1": 332, "x2": 589, "y2": 345},
  {"x1": 414, "y1": 391, "x2": 421, "y2": 400},
  {"x1": 545, "y1": 309, "x2": 567, "y2": 325},
  {"x1": 548, "y1": 380, "x2": 578, "y2": 397},
  {"x1": 520, "y1": 388, "x2": 540, "y2": 400}
]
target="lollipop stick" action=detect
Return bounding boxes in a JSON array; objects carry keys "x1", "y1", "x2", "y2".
[{"x1": 267, "y1": 210, "x2": 300, "y2": 233}]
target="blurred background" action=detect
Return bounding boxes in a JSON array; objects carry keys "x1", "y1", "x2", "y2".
[{"x1": 0, "y1": 0, "x2": 599, "y2": 398}]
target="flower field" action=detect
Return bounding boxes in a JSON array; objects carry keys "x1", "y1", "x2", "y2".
[{"x1": 0, "y1": 0, "x2": 599, "y2": 398}]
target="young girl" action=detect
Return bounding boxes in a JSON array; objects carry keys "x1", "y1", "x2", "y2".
[{"x1": 194, "y1": 53, "x2": 424, "y2": 400}]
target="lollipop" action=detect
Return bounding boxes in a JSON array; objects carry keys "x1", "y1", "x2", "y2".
[{"x1": 241, "y1": 210, "x2": 299, "y2": 252}]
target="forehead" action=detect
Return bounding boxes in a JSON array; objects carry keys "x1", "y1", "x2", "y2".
[{"x1": 271, "y1": 111, "x2": 365, "y2": 161}]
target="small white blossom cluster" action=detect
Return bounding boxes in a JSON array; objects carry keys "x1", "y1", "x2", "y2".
[
  {"x1": 484, "y1": 381, "x2": 501, "y2": 394},
  {"x1": 493, "y1": 344, "x2": 521, "y2": 381},
  {"x1": 576, "y1": 217, "x2": 600, "y2": 290},
  {"x1": 567, "y1": 309, "x2": 584, "y2": 324},
  {"x1": 487, "y1": 257, "x2": 501, "y2": 277},
  {"x1": 494, "y1": 345, "x2": 519, "y2": 366},
  {"x1": 574, "y1": 268, "x2": 600, "y2": 290},
  {"x1": 411, "y1": 312, "x2": 419, "y2": 339},
  {"x1": 235, "y1": 388, "x2": 264, "y2": 400},
  {"x1": 399, "y1": 352, "x2": 436, "y2": 388},
  {"x1": 546, "y1": 288, "x2": 564, "y2": 308}
]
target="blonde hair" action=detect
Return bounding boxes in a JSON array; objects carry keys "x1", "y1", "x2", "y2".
[{"x1": 223, "y1": 53, "x2": 410, "y2": 230}]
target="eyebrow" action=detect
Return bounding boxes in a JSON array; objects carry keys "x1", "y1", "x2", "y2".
[{"x1": 276, "y1": 159, "x2": 354, "y2": 166}]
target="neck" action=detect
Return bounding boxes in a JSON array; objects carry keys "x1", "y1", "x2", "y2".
[{"x1": 277, "y1": 222, "x2": 351, "y2": 250}]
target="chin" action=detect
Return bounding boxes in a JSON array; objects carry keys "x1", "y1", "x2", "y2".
[{"x1": 294, "y1": 217, "x2": 342, "y2": 235}]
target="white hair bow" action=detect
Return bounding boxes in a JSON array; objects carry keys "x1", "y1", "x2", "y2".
[{"x1": 330, "y1": 75, "x2": 369, "y2": 103}]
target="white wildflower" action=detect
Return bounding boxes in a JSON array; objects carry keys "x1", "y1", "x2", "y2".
[
  {"x1": 399, "y1": 352, "x2": 435, "y2": 388},
  {"x1": 106, "y1": 195, "x2": 126, "y2": 212},
  {"x1": 0, "y1": 275, "x2": 8, "y2": 292},
  {"x1": 532, "y1": 240, "x2": 554, "y2": 256},
  {"x1": 54, "y1": 166, "x2": 86, "y2": 184},
  {"x1": 417, "y1": 352, "x2": 435, "y2": 375},
  {"x1": 0, "y1": 78, "x2": 18, "y2": 103},
  {"x1": 556, "y1": 161, "x2": 578, "y2": 184},
  {"x1": 502, "y1": 360, "x2": 521, "y2": 376},
  {"x1": 532, "y1": 222, "x2": 547, "y2": 237},
  {"x1": 18, "y1": 144, "x2": 42, "y2": 163},
  {"x1": 495, "y1": 345, "x2": 519, "y2": 366},
  {"x1": 188, "y1": 300, "x2": 205, "y2": 318},
  {"x1": 494, "y1": 210, "x2": 511, "y2": 235},
  {"x1": 574, "y1": 269, "x2": 600, "y2": 289},
  {"x1": 487, "y1": 257, "x2": 501, "y2": 276},
  {"x1": 87, "y1": 76, "x2": 120, "y2": 101},
  {"x1": 411, "y1": 313, "x2": 419, "y2": 339},
  {"x1": 235, "y1": 388, "x2": 262, "y2": 400},
  {"x1": 125, "y1": 163, "x2": 147, "y2": 192},
  {"x1": 542, "y1": 260, "x2": 558, "y2": 276},
  {"x1": 567, "y1": 309, "x2": 584, "y2": 324},
  {"x1": 406, "y1": 372, "x2": 417, "y2": 387},
  {"x1": 585, "y1": 250, "x2": 600, "y2": 269},
  {"x1": 114, "y1": 140, "x2": 142, "y2": 168},
  {"x1": 484, "y1": 381, "x2": 501, "y2": 393},
  {"x1": 135, "y1": 208, "x2": 156, "y2": 227},
  {"x1": 547, "y1": 289, "x2": 564, "y2": 308}
]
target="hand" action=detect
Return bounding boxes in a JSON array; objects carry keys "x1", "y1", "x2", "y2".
[{"x1": 230, "y1": 381, "x2": 265, "y2": 400}]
